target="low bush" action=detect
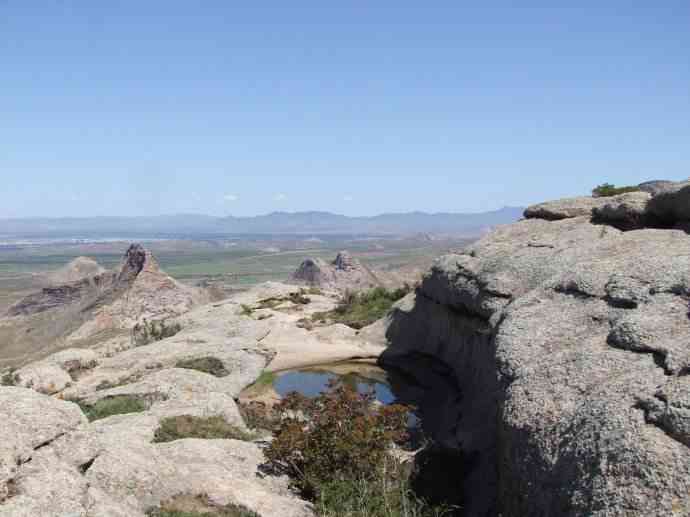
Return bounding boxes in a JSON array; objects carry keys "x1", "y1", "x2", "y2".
[
  {"x1": 153, "y1": 415, "x2": 256, "y2": 443},
  {"x1": 1, "y1": 368, "x2": 19, "y2": 387},
  {"x1": 265, "y1": 385, "x2": 410, "y2": 498},
  {"x1": 312, "y1": 286, "x2": 412, "y2": 329},
  {"x1": 78, "y1": 395, "x2": 148, "y2": 422},
  {"x1": 265, "y1": 383, "x2": 452, "y2": 516},
  {"x1": 132, "y1": 319, "x2": 183, "y2": 347},
  {"x1": 592, "y1": 183, "x2": 640, "y2": 197},
  {"x1": 175, "y1": 357, "x2": 229, "y2": 377}
]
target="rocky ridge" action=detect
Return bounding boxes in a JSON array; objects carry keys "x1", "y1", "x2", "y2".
[
  {"x1": 0, "y1": 244, "x2": 210, "y2": 367},
  {"x1": 379, "y1": 178, "x2": 690, "y2": 516},
  {"x1": 1, "y1": 280, "x2": 385, "y2": 516}
]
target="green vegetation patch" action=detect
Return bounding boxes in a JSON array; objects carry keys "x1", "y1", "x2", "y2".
[
  {"x1": 239, "y1": 370, "x2": 278, "y2": 402},
  {"x1": 146, "y1": 494, "x2": 259, "y2": 517},
  {"x1": 312, "y1": 286, "x2": 411, "y2": 330},
  {"x1": 254, "y1": 370, "x2": 276, "y2": 387},
  {"x1": 175, "y1": 357, "x2": 229, "y2": 377},
  {"x1": 1, "y1": 368, "x2": 19, "y2": 387},
  {"x1": 592, "y1": 183, "x2": 640, "y2": 197},
  {"x1": 153, "y1": 415, "x2": 257, "y2": 443},
  {"x1": 78, "y1": 395, "x2": 148, "y2": 422}
]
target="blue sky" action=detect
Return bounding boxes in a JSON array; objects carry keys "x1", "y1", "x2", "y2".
[{"x1": 1, "y1": 2, "x2": 689, "y2": 217}]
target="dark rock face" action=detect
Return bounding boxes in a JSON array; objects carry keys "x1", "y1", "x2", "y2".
[
  {"x1": 380, "y1": 214, "x2": 690, "y2": 516},
  {"x1": 647, "y1": 184, "x2": 690, "y2": 225},
  {"x1": 117, "y1": 244, "x2": 148, "y2": 282},
  {"x1": 333, "y1": 251, "x2": 356, "y2": 271},
  {"x1": 290, "y1": 258, "x2": 328, "y2": 286}
]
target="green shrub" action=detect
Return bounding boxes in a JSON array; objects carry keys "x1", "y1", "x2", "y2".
[
  {"x1": 265, "y1": 383, "x2": 451, "y2": 516},
  {"x1": 175, "y1": 357, "x2": 229, "y2": 377},
  {"x1": 1, "y1": 368, "x2": 19, "y2": 387},
  {"x1": 132, "y1": 319, "x2": 183, "y2": 346},
  {"x1": 312, "y1": 286, "x2": 411, "y2": 330},
  {"x1": 240, "y1": 304, "x2": 254, "y2": 316},
  {"x1": 265, "y1": 384, "x2": 410, "y2": 498},
  {"x1": 153, "y1": 415, "x2": 256, "y2": 443},
  {"x1": 592, "y1": 183, "x2": 640, "y2": 197},
  {"x1": 289, "y1": 291, "x2": 311, "y2": 305},
  {"x1": 78, "y1": 395, "x2": 147, "y2": 422}
]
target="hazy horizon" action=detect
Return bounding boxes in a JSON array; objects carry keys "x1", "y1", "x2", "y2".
[{"x1": 0, "y1": 205, "x2": 524, "y2": 221}]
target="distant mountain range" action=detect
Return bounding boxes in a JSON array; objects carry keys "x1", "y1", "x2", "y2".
[{"x1": 0, "y1": 207, "x2": 524, "y2": 237}]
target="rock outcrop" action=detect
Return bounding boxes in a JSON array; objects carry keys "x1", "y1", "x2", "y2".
[
  {"x1": 45, "y1": 256, "x2": 106, "y2": 285},
  {"x1": 290, "y1": 251, "x2": 383, "y2": 291},
  {"x1": 1, "y1": 244, "x2": 209, "y2": 367},
  {"x1": 380, "y1": 185, "x2": 690, "y2": 516},
  {"x1": 524, "y1": 178, "x2": 690, "y2": 231}
]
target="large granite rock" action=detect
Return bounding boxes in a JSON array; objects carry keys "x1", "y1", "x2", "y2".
[{"x1": 380, "y1": 215, "x2": 690, "y2": 516}]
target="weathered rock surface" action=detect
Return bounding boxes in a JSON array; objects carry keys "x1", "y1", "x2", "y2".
[
  {"x1": 0, "y1": 387, "x2": 86, "y2": 503},
  {"x1": 524, "y1": 196, "x2": 612, "y2": 220},
  {"x1": 380, "y1": 213, "x2": 690, "y2": 516}
]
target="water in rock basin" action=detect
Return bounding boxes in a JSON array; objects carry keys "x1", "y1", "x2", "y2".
[
  {"x1": 271, "y1": 362, "x2": 421, "y2": 432},
  {"x1": 274, "y1": 366, "x2": 392, "y2": 401}
]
